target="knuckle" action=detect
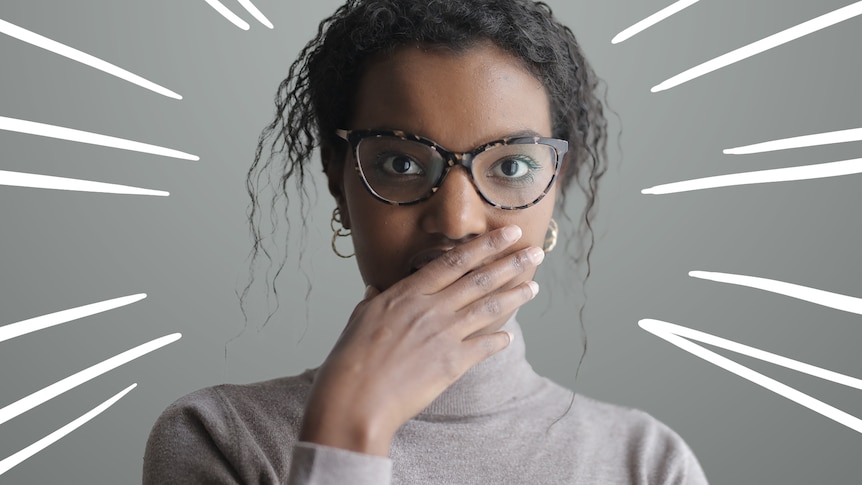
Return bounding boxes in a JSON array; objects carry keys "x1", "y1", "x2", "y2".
[
  {"x1": 414, "y1": 308, "x2": 440, "y2": 329},
  {"x1": 480, "y1": 335, "x2": 498, "y2": 357},
  {"x1": 511, "y1": 252, "x2": 528, "y2": 270},
  {"x1": 368, "y1": 325, "x2": 393, "y2": 344},
  {"x1": 470, "y1": 270, "x2": 494, "y2": 291},
  {"x1": 441, "y1": 248, "x2": 467, "y2": 269},
  {"x1": 379, "y1": 292, "x2": 401, "y2": 313},
  {"x1": 486, "y1": 233, "x2": 503, "y2": 250},
  {"x1": 482, "y1": 297, "x2": 502, "y2": 316}
]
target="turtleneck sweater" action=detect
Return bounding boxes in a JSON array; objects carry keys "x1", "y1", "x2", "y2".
[{"x1": 143, "y1": 318, "x2": 708, "y2": 484}]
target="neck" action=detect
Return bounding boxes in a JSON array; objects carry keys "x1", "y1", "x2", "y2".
[{"x1": 419, "y1": 314, "x2": 540, "y2": 417}]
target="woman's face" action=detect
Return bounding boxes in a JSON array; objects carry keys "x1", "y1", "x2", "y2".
[{"x1": 327, "y1": 42, "x2": 556, "y2": 295}]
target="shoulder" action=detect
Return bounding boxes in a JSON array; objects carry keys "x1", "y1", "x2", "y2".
[
  {"x1": 143, "y1": 370, "x2": 316, "y2": 484},
  {"x1": 150, "y1": 369, "x2": 314, "y2": 436},
  {"x1": 567, "y1": 394, "x2": 709, "y2": 484}
]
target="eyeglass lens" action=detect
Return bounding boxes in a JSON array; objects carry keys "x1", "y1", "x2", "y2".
[{"x1": 356, "y1": 137, "x2": 556, "y2": 207}]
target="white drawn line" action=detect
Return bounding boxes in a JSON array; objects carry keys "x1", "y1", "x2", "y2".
[
  {"x1": 641, "y1": 157, "x2": 862, "y2": 195},
  {"x1": 612, "y1": 0, "x2": 700, "y2": 44},
  {"x1": 690, "y1": 271, "x2": 862, "y2": 316},
  {"x1": 725, "y1": 127, "x2": 862, "y2": 155},
  {"x1": 0, "y1": 384, "x2": 136, "y2": 476},
  {"x1": 0, "y1": 333, "x2": 181, "y2": 426},
  {"x1": 641, "y1": 319, "x2": 862, "y2": 390},
  {"x1": 0, "y1": 116, "x2": 199, "y2": 161},
  {"x1": 0, "y1": 18, "x2": 181, "y2": 100},
  {"x1": 0, "y1": 170, "x2": 169, "y2": 196},
  {"x1": 204, "y1": 0, "x2": 251, "y2": 30},
  {"x1": 652, "y1": 1, "x2": 862, "y2": 92},
  {"x1": 639, "y1": 319, "x2": 862, "y2": 433},
  {"x1": 236, "y1": 0, "x2": 274, "y2": 29},
  {"x1": 0, "y1": 294, "x2": 146, "y2": 344}
]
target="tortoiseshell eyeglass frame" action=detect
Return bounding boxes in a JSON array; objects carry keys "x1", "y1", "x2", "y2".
[{"x1": 335, "y1": 129, "x2": 568, "y2": 210}]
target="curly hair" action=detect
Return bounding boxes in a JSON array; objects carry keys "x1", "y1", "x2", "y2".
[{"x1": 242, "y1": 0, "x2": 609, "y2": 353}]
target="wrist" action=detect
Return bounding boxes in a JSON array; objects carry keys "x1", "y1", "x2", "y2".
[{"x1": 299, "y1": 403, "x2": 394, "y2": 457}]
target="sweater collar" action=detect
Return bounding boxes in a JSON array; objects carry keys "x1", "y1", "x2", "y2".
[{"x1": 418, "y1": 314, "x2": 542, "y2": 417}]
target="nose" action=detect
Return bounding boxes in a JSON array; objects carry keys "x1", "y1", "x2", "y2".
[{"x1": 419, "y1": 166, "x2": 488, "y2": 242}]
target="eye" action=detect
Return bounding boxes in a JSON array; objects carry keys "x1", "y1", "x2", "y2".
[
  {"x1": 497, "y1": 158, "x2": 528, "y2": 177},
  {"x1": 490, "y1": 156, "x2": 539, "y2": 179},
  {"x1": 376, "y1": 153, "x2": 425, "y2": 176}
]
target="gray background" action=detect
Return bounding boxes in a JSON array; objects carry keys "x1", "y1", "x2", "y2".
[{"x1": 1, "y1": 0, "x2": 860, "y2": 483}]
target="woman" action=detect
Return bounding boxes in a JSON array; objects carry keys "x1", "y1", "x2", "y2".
[{"x1": 144, "y1": 0, "x2": 708, "y2": 483}]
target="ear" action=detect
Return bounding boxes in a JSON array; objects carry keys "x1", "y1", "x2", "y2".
[{"x1": 322, "y1": 144, "x2": 351, "y2": 229}]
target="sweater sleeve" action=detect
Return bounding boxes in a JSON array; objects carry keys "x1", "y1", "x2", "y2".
[
  {"x1": 287, "y1": 442, "x2": 392, "y2": 485},
  {"x1": 142, "y1": 395, "x2": 243, "y2": 484},
  {"x1": 143, "y1": 386, "x2": 393, "y2": 485},
  {"x1": 631, "y1": 412, "x2": 709, "y2": 485},
  {"x1": 660, "y1": 438, "x2": 709, "y2": 485}
]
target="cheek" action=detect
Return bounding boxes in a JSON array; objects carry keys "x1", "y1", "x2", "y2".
[
  {"x1": 342, "y1": 172, "x2": 414, "y2": 286},
  {"x1": 527, "y1": 214, "x2": 552, "y2": 245},
  {"x1": 516, "y1": 200, "x2": 556, "y2": 249}
]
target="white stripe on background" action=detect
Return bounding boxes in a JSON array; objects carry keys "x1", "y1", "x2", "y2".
[
  {"x1": 204, "y1": 0, "x2": 251, "y2": 30},
  {"x1": 690, "y1": 271, "x2": 862, "y2": 315},
  {"x1": 639, "y1": 319, "x2": 862, "y2": 433},
  {"x1": 612, "y1": 0, "x2": 701, "y2": 44},
  {"x1": 0, "y1": 334, "x2": 181, "y2": 426},
  {"x1": 652, "y1": 1, "x2": 862, "y2": 92},
  {"x1": 0, "y1": 384, "x2": 137, "y2": 476},
  {"x1": 0, "y1": 18, "x2": 181, "y2": 99},
  {"x1": 0, "y1": 294, "x2": 146, "y2": 344},
  {"x1": 0, "y1": 116, "x2": 199, "y2": 161},
  {"x1": 641, "y1": 157, "x2": 862, "y2": 194},
  {"x1": 236, "y1": 0, "x2": 274, "y2": 29},
  {"x1": 725, "y1": 128, "x2": 862, "y2": 155},
  {"x1": 0, "y1": 170, "x2": 169, "y2": 196}
]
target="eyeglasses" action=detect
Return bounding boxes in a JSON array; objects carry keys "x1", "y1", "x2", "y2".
[{"x1": 336, "y1": 129, "x2": 568, "y2": 210}]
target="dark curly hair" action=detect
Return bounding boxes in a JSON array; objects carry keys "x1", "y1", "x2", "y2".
[{"x1": 242, "y1": 0, "x2": 609, "y2": 369}]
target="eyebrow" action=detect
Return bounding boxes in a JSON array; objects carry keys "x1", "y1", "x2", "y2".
[
  {"x1": 384, "y1": 127, "x2": 546, "y2": 142},
  {"x1": 362, "y1": 127, "x2": 549, "y2": 148},
  {"x1": 501, "y1": 129, "x2": 543, "y2": 140}
]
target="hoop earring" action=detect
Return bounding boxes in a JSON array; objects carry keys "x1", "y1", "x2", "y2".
[
  {"x1": 331, "y1": 207, "x2": 354, "y2": 258},
  {"x1": 543, "y1": 218, "x2": 558, "y2": 253}
]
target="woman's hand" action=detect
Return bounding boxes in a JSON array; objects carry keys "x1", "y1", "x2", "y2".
[{"x1": 299, "y1": 225, "x2": 543, "y2": 456}]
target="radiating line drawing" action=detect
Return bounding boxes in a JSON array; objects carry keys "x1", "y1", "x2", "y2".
[
  {"x1": 0, "y1": 18, "x2": 181, "y2": 100},
  {"x1": 0, "y1": 0, "x2": 856, "y2": 481},
  {"x1": 612, "y1": 0, "x2": 700, "y2": 44},
  {"x1": 236, "y1": 0, "x2": 274, "y2": 29},
  {"x1": 0, "y1": 116, "x2": 199, "y2": 161},
  {"x1": 725, "y1": 127, "x2": 862, "y2": 155},
  {"x1": 0, "y1": 383, "x2": 137, "y2": 476},
  {"x1": 690, "y1": 271, "x2": 862, "y2": 315},
  {"x1": 203, "y1": 0, "x2": 251, "y2": 30},
  {"x1": 639, "y1": 319, "x2": 862, "y2": 433},
  {"x1": 0, "y1": 333, "x2": 181, "y2": 426},
  {"x1": 641, "y1": 157, "x2": 862, "y2": 195},
  {"x1": 0, "y1": 170, "x2": 169, "y2": 196},
  {"x1": 652, "y1": 1, "x2": 862, "y2": 92},
  {"x1": 0, "y1": 294, "x2": 147, "y2": 344}
]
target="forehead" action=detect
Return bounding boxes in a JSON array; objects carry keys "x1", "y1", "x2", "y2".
[{"x1": 350, "y1": 43, "x2": 552, "y2": 152}]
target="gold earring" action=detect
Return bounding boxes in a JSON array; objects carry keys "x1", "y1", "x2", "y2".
[
  {"x1": 331, "y1": 207, "x2": 354, "y2": 258},
  {"x1": 543, "y1": 218, "x2": 558, "y2": 253}
]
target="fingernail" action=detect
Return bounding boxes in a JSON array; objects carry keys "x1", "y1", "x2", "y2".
[
  {"x1": 527, "y1": 247, "x2": 545, "y2": 264},
  {"x1": 528, "y1": 281, "x2": 539, "y2": 297},
  {"x1": 505, "y1": 331, "x2": 515, "y2": 346},
  {"x1": 364, "y1": 285, "x2": 374, "y2": 299},
  {"x1": 502, "y1": 225, "x2": 522, "y2": 242}
]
